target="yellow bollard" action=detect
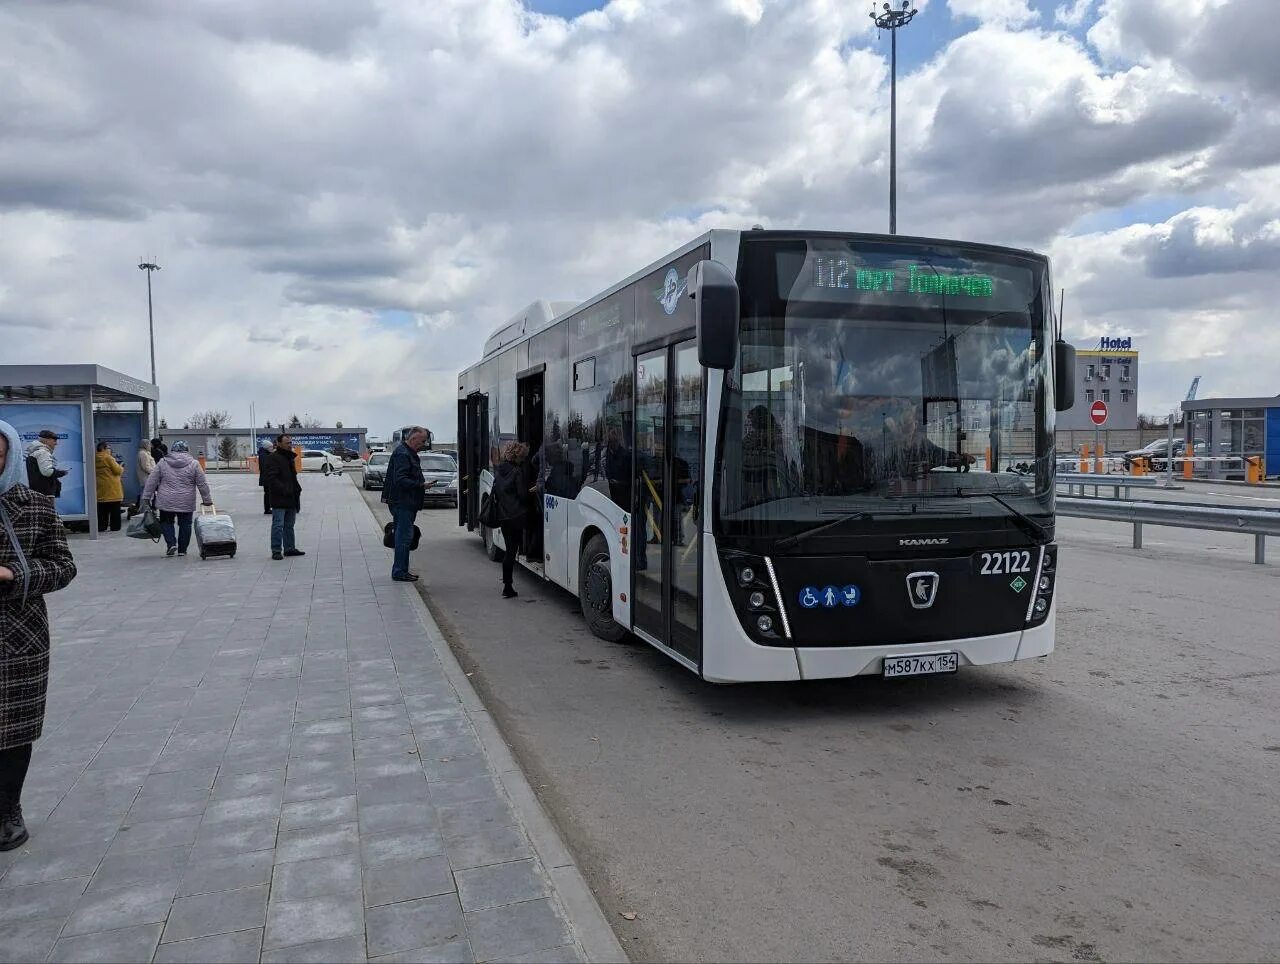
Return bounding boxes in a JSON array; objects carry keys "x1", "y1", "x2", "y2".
[
  {"x1": 197, "y1": 455, "x2": 207, "y2": 470},
  {"x1": 294, "y1": 447, "x2": 303, "y2": 474},
  {"x1": 984, "y1": 446, "x2": 992, "y2": 472},
  {"x1": 1182, "y1": 451, "x2": 1193, "y2": 480},
  {"x1": 1131, "y1": 456, "x2": 1145, "y2": 477},
  {"x1": 1246, "y1": 456, "x2": 1262, "y2": 485},
  {"x1": 1094, "y1": 443, "x2": 1104, "y2": 476},
  {"x1": 1080, "y1": 443, "x2": 1090, "y2": 473}
]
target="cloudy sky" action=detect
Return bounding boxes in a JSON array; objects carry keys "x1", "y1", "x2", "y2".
[{"x1": 2, "y1": 0, "x2": 1277, "y2": 436}]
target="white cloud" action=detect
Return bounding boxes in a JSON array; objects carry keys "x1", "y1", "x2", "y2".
[
  {"x1": 947, "y1": 0, "x2": 1038, "y2": 28},
  {"x1": 0, "y1": 0, "x2": 1276, "y2": 431},
  {"x1": 1055, "y1": 0, "x2": 1095, "y2": 26}
]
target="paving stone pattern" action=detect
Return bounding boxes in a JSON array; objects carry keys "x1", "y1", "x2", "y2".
[{"x1": 0, "y1": 474, "x2": 583, "y2": 964}]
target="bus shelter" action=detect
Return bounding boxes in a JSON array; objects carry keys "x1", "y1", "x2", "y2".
[{"x1": 0, "y1": 364, "x2": 160, "y2": 539}]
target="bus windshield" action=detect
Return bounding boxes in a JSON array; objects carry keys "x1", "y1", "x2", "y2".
[{"x1": 718, "y1": 236, "x2": 1054, "y2": 539}]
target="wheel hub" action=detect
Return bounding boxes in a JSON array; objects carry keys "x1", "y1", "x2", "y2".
[{"x1": 585, "y1": 557, "x2": 611, "y2": 611}]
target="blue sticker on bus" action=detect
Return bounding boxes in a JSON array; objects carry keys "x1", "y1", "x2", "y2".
[
  {"x1": 841, "y1": 585, "x2": 861, "y2": 606},
  {"x1": 799, "y1": 587, "x2": 821, "y2": 609},
  {"x1": 820, "y1": 587, "x2": 840, "y2": 608}
]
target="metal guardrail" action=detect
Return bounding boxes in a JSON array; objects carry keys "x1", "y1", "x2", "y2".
[
  {"x1": 1057, "y1": 474, "x2": 1162, "y2": 500},
  {"x1": 1057, "y1": 496, "x2": 1280, "y2": 564}
]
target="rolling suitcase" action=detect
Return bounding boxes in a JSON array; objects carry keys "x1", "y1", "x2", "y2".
[{"x1": 194, "y1": 503, "x2": 237, "y2": 560}]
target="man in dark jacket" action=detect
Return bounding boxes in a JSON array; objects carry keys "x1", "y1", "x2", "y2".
[
  {"x1": 382, "y1": 427, "x2": 428, "y2": 582},
  {"x1": 150, "y1": 437, "x2": 168, "y2": 464},
  {"x1": 260, "y1": 433, "x2": 305, "y2": 561}
]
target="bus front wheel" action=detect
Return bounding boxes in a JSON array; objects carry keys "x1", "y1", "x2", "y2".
[
  {"x1": 482, "y1": 525, "x2": 501, "y2": 562},
  {"x1": 579, "y1": 534, "x2": 627, "y2": 642}
]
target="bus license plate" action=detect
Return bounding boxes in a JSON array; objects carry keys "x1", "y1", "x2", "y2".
[{"x1": 883, "y1": 653, "x2": 958, "y2": 678}]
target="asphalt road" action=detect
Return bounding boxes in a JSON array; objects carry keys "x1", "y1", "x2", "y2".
[{"x1": 359, "y1": 479, "x2": 1280, "y2": 963}]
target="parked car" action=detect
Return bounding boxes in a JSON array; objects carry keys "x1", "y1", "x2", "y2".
[
  {"x1": 362, "y1": 451, "x2": 391, "y2": 490},
  {"x1": 419, "y1": 452, "x2": 459, "y2": 508},
  {"x1": 1122, "y1": 438, "x2": 1205, "y2": 470},
  {"x1": 301, "y1": 449, "x2": 344, "y2": 475}
]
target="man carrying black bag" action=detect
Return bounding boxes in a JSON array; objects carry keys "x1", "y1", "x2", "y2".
[{"x1": 383, "y1": 427, "x2": 428, "y2": 582}]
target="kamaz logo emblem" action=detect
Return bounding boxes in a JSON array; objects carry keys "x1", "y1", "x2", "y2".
[{"x1": 899, "y1": 537, "x2": 949, "y2": 547}]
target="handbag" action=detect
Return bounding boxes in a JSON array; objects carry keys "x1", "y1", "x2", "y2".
[
  {"x1": 479, "y1": 494, "x2": 499, "y2": 529},
  {"x1": 127, "y1": 502, "x2": 162, "y2": 541},
  {"x1": 383, "y1": 521, "x2": 421, "y2": 550}
]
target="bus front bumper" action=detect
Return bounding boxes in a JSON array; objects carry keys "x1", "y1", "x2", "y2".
[{"x1": 792, "y1": 600, "x2": 1055, "y2": 680}]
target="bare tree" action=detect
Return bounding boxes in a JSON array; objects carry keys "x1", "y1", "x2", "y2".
[
  {"x1": 188, "y1": 409, "x2": 231, "y2": 430},
  {"x1": 286, "y1": 414, "x2": 303, "y2": 429}
]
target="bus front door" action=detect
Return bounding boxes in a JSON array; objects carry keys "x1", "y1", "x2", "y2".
[{"x1": 632, "y1": 341, "x2": 703, "y2": 667}]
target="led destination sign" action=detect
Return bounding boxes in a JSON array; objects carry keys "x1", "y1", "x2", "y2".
[
  {"x1": 777, "y1": 244, "x2": 1040, "y2": 314},
  {"x1": 813, "y1": 257, "x2": 994, "y2": 297}
]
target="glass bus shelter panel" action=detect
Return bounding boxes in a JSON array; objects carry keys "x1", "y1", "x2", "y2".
[
  {"x1": 670, "y1": 342, "x2": 702, "y2": 661},
  {"x1": 633, "y1": 348, "x2": 668, "y2": 643}
]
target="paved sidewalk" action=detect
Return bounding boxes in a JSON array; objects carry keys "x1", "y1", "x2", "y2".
[{"x1": 0, "y1": 472, "x2": 618, "y2": 963}]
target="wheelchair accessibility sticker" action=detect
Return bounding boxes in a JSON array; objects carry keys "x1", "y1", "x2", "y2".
[{"x1": 800, "y1": 586, "x2": 860, "y2": 609}]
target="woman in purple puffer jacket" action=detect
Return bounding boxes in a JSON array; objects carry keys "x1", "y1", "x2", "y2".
[{"x1": 140, "y1": 441, "x2": 213, "y2": 557}]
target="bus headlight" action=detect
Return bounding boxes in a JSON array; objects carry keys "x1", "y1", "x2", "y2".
[
  {"x1": 720, "y1": 551, "x2": 790, "y2": 644},
  {"x1": 1027, "y1": 546, "x2": 1057, "y2": 627}
]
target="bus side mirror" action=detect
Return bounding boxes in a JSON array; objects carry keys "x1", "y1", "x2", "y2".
[
  {"x1": 1053, "y1": 340, "x2": 1076, "y2": 412},
  {"x1": 688, "y1": 260, "x2": 739, "y2": 370}
]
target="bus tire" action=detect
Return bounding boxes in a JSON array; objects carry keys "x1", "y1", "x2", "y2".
[
  {"x1": 579, "y1": 534, "x2": 626, "y2": 642},
  {"x1": 482, "y1": 525, "x2": 501, "y2": 562}
]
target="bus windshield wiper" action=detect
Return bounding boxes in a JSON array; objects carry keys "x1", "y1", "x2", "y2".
[
  {"x1": 956, "y1": 490, "x2": 1049, "y2": 544},
  {"x1": 774, "y1": 510, "x2": 872, "y2": 550}
]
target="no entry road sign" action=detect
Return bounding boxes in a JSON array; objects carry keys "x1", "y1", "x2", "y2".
[{"x1": 1090, "y1": 400, "x2": 1108, "y2": 426}]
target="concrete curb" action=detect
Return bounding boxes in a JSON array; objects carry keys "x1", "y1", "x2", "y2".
[{"x1": 356, "y1": 491, "x2": 628, "y2": 964}]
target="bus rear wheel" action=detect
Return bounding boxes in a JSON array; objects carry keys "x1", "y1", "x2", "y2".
[{"x1": 579, "y1": 534, "x2": 626, "y2": 642}]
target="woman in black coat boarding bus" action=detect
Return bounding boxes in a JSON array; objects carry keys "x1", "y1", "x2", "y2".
[{"x1": 491, "y1": 441, "x2": 533, "y2": 599}]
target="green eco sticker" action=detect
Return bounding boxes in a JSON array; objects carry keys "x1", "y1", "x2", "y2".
[{"x1": 1010, "y1": 575, "x2": 1028, "y2": 594}]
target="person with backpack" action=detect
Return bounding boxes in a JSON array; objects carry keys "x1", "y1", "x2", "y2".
[
  {"x1": 24, "y1": 431, "x2": 68, "y2": 499},
  {"x1": 140, "y1": 440, "x2": 212, "y2": 557}
]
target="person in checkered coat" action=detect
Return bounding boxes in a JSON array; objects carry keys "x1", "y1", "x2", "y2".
[{"x1": 0, "y1": 419, "x2": 77, "y2": 851}]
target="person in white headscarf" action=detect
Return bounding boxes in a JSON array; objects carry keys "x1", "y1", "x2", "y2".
[{"x1": 0, "y1": 419, "x2": 77, "y2": 852}]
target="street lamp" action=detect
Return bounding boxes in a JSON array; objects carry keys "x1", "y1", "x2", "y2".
[
  {"x1": 138, "y1": 259, "x2": 160, "y2": 436},
  {"x1": 870, "y1": 1, "x2": 919, "y2": 235}
]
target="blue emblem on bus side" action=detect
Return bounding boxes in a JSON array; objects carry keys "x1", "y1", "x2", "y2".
[
  {"x1": 799, "y1": 587, "x2": 820, "y2": 609},
  {"x1": 841, "y1": 585, "x2": 861, "y2": 607},
  {"x1": 658, "y1": 267, "x2": 687, "y2": 316},
  {"x1": 820, "y1": 587, "x2": 840, "y2": 608}
]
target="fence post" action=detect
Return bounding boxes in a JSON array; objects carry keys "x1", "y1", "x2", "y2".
[
  {"x1": 1256, "y1": 534, "x2": 1266, "y2": 566},
  {"x1": 1132, "y1": 521, "x2": 1142, "y2": 550}
]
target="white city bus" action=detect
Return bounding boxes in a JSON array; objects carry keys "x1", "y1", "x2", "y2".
[{"x1": 457, "y1": 229, "x2": 1076, "y2": 682}]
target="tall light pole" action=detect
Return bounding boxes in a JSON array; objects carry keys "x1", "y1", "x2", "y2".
[
  {"x1": 138, "y1": 260, "x2": 160, "y2": 436},
  {"x1": 871, "y1": 1, "x2": 919, "y2": 235}
]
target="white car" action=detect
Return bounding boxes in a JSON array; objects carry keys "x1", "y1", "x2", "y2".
[{"x1": 300, "y1": 449, "x2": 344, "y2": 475}]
